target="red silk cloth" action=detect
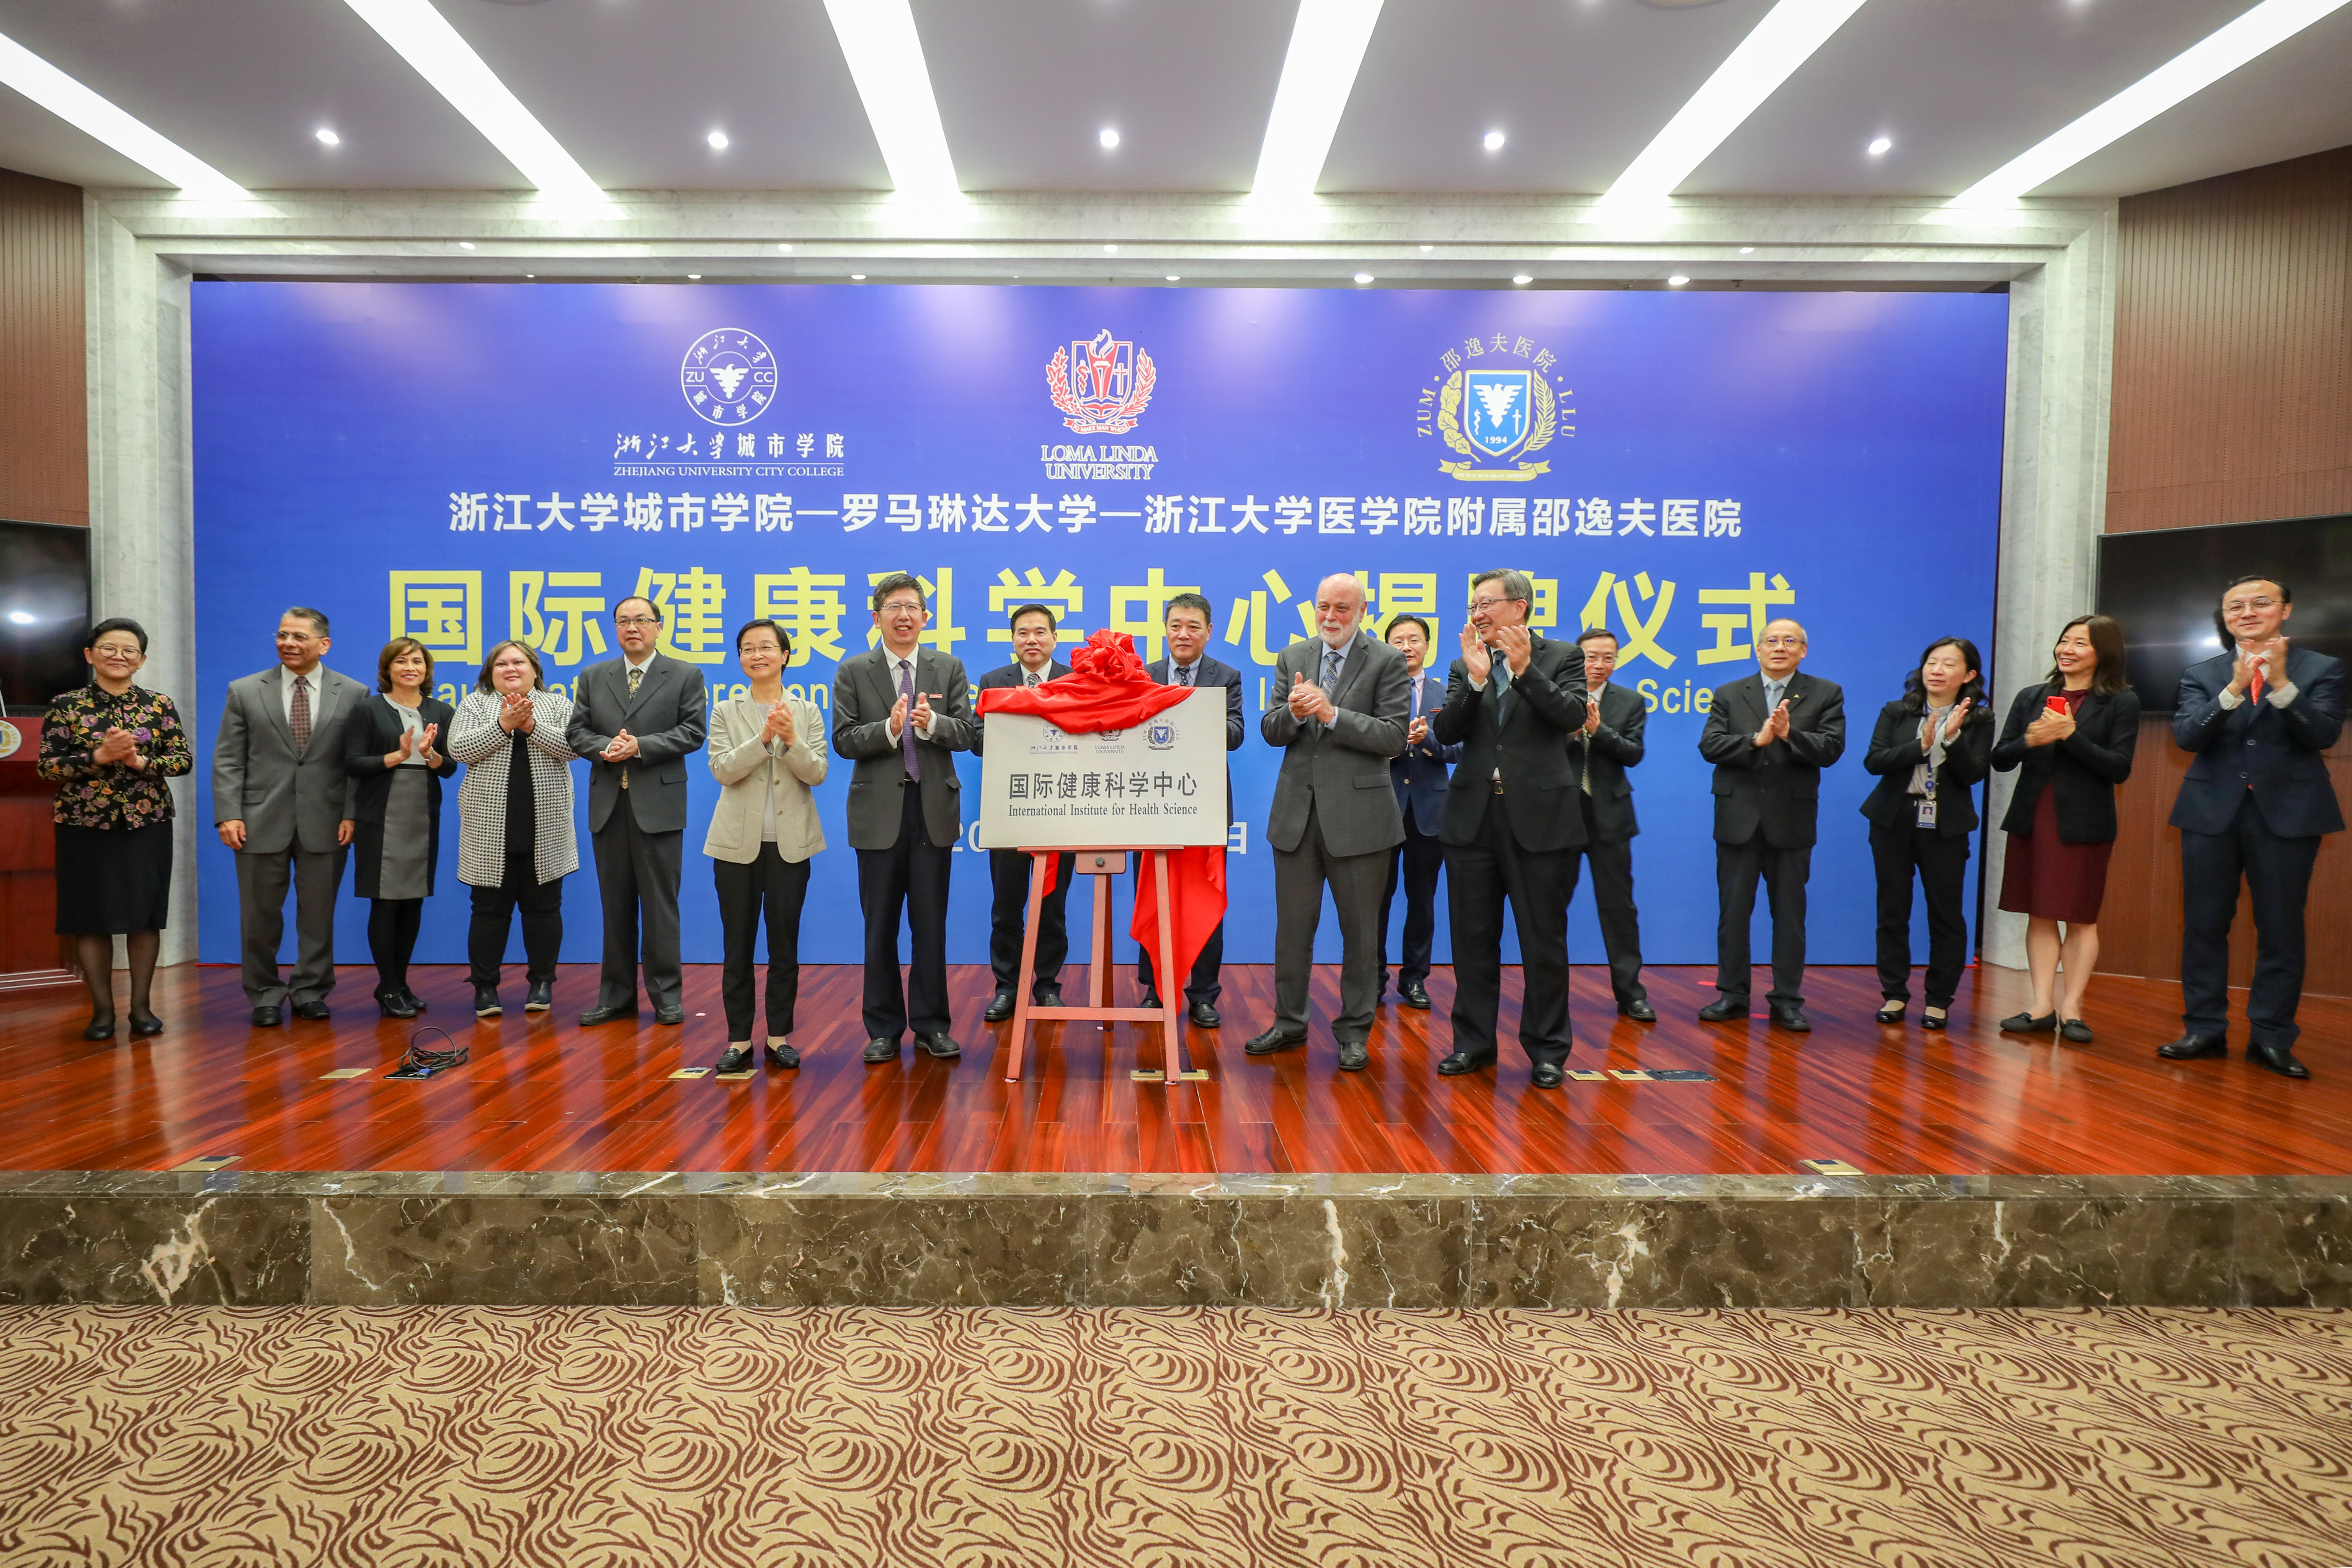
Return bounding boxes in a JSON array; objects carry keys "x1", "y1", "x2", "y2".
[{"x1": 975, "y1": 630, "x2": 1228, "y2": 983}]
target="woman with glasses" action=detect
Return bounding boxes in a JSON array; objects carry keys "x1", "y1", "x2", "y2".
[
  {"x1": 702, "y1": 619, "x2": 828, "y2": 1073},
  {"x1": 448, "y1": 639, "x2": 578, "y2": 1018},
  {"x1": 37, "y1": 618, "x2": 193, "y2": 1040},
  {"x1": 1860, "y1": 636, "x2": 1993, "y2": 1029},
  {"x1": 343, "y1": 637, "x2": 458, "y2": 1017},
  {"x1": 1991, "y1": 613, "x2": 2140, "y2": 1043}
]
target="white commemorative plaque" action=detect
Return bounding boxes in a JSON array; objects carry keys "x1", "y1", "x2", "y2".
[{"x1": 977, "y1": 688, "x2": 1227, "y2": 849}]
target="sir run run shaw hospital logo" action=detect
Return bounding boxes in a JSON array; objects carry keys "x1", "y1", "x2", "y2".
[
  {"x1": 1421, "y1": 332, "x2": 1573, "y2": 482},
  {"x1": 1042, "y1": 328, "x2": 1159, "y2": 480},
  {"x1": 681, "y1": 327, "x2": 778, "y2": 426}
]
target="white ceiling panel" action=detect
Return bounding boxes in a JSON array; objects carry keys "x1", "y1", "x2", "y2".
[
  {"x1": 1319, "y1": 0, "x2": 1779, "y2": 194},
  {"x1": 916, "y1": 0, "x2": 1297, "y2": 192},
  {"x1": 0, "y1": 0, "x2": 525, "y2": 188},
  {"x1": 443, "y1": 0, "x2": 888, "y2": 192}
]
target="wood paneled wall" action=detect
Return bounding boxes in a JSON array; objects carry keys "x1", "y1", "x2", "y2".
[
  {"x1": 2098, "y1": 145, "x2": 2352, "y2": 997},
  {"x1": 0, "y1": 167, "x2": 86, "y2": 528}
]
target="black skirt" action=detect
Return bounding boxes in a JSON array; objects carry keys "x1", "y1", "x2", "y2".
[{"x1": 55, "y1": 821, "x2": 173, "y2": 934}]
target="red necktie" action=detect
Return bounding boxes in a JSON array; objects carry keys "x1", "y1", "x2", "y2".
[{"x1": 2247, "y1": 659, "x2": 2265, "y2": 704}]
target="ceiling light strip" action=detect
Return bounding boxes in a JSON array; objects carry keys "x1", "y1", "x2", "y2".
[
  {"x1": 1250, "y1": 0, "x2": 1385, "y2": 201},
  {"x1": 1597, "y1": 0, "x2": 1871, "y2": 207},
  {"x1": 343, "y1": 0, "x2": 603, "y2": 203},
  {"x1": 1952, "y1": 0, "x2": 2352, "y2": 204},
  {"x1": 0, "y1": 28, "x2": 247, "y2": 198},
  {"x1": 822, "y1": 0, "x2": 959, "y2": 199}
]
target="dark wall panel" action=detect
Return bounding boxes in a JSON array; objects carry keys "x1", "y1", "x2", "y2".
[{"x1": 0, "y1": 167, "x2": 86, "y2": 529}]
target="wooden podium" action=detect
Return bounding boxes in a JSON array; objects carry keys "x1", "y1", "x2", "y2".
[
  {"x1": 0, "y1": 716, "x2": 75, "y2": 991},
  {"x1": 1000, "y1": 844, "x2": 1201, "y2": 1086}
]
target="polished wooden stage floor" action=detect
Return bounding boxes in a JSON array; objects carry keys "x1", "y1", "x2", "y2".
[{"x1": 1, "y1": 962, "x2": 2344, "y2": 1176}]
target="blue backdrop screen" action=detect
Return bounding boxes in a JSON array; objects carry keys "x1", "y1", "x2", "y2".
[{"x1": 190, "y1": 282, "x2": 2009, "y2": 970}]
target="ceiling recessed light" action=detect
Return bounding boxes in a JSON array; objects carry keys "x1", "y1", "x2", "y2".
[
  {"x1": 1166, "y1": 275, "x2": 1181, "y2": 282},
  {"x1": 708, "y1": 129, "x2": 730, "y2": 150},
  {"x1": 1511, "y1": 273, "x2": 1533, "y2": 286},
  {"x1": 315, "y1": 127, "x2": 341, "y2": 146},
  {"x1": 1483, "y1": 129, "x2": 1506, "y2": 152},
  {"x1": 778, "y1": 242, "x2": 792, "y2": 252},
  {"x1": 1419, "y1": 243, "x2": 1433, "y2": 252},
  {"x1": 1354, "y1": 271, "x2": 1374, "y2": 284},
  {"x1": 524, "y1": 273, "x2": 534, "y2": 278},
  {"x1": 1104, "y1": 243, "x2": 1118, "y2": 252},
  {"x1": 687, "y1": 273, "x2": 701, "y2": 279},
  {"x1": 850, "y1": 273, "x2": 866, "y2": 280},
  {"x1": 1098, "y1": 126, "x2": 1120, "y2": 150},
  {"x1": 458, "y1": 241, "x2": 475, "y2": 250},
  {"x1": 1867, "y1": 135, "x2": 1891, "y2": 155},
  {"x1": 1740, "y1": 245, "x2": 1754, "y2": 253},
  {"x1": 1668, "y1": 274, "x2": 1690, "y2": 286}
]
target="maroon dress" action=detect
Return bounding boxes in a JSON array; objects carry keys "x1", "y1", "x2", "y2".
[{"x1": 1996, "y1": 689, "x2": 2113, "y2": 924}]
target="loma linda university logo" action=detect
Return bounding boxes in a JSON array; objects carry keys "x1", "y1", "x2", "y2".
[
  {"x1": 681, "y1": 327, "x2": 777, "y2": 426},
  {"x1": 1046, "y1": 328, "x2": 1156, "y2": 434},
  {"x1": 1421, "y1": 333, "x2": 1572, "y2": 482}
]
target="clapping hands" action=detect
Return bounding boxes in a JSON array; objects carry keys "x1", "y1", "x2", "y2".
[
  {"x1": 91, "y1": 726, "x2": 140, "y2": 766},
  {"x1": 760, "y1": 701, "x2": 795, "y2": 748},
  {"x1": 1753, "y1": 699, "x2": 1791, "y2": 748},
  {"x1": 1287, "y1": 671, "x2": 1335, "y2": 723},
  {"x1": 498, "y1": 691, "x2": 535, "y2": 733}
]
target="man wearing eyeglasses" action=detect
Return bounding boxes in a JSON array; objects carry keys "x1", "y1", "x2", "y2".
[
  {"x1": 568, "y1": 596, "x2": 708, "y2": 1027},
  {"x1": 2161, "y1": 575, "x2": 2344, "y2": 1079},
  {"x1": 1696, "y1": 617, "x2": 1846, "y2": 1034},
  {"x1": 1428, "y1": 568, "x2": 1590, "y2": 1088},
  {"x1": 213, "y1": 607, "x2": 365, "y2": 1026}
]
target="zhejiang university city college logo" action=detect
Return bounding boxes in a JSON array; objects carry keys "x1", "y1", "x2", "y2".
[
  {"x1": 1045, "y1": 328, "x2": 1157, "y2": 434},
  {"x1": 680, "y1": 327, "x2": 778, "y2": 426},
  {"x1": 1420, "y1": 331, "x2": 1573, "y2": 482}
]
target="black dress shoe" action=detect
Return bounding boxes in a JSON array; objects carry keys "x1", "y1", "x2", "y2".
[
  {"x1": 1921, "y1": 1009, "x2": 1949, "y2": 1032},
  {"x1": 1619, "y1": 999, "x2": 1656, "y2": 1023},
  {"x1": 714, "y1": 1045, "x2": 754, "y2": 1075},
  {"x1": 1697, "y1": 996, "x2": 1748, "y2": 1023},
  {"x1": 655, "y1": 1005, "x2": 686, "y2": 1026},
  {"x1": 2157, "y1": 1033, "x2": 2227, "y2": 1062},
  {"x1": 251, "y1": 1005, "x2": 283, "y2": 1027},
  {"x1": 862, "y1": 1036, "x2": 898, "y2": 1063},
  {"x1": 1189, "y1": 1001, "x2": 1222, "y2": 1029},
  {"x1": 1530, "y1": 1063, "x2": 1566, "y2": 1089},
  {"x1": 377, "y1": 992, "x2": 418, "y2": 1020},
  {"x1": 2247, "y1": 1042, "x2": 2311, "y2": 1080},
  {"x1": 1999, "y1": 1011, "x2": 2055, "y2": 1034},
  {"x1": 577, "y1": 1005, "x2": 636, "y2": 1027},
  {"x1": 1400, "y1": 982, "x2": 1431, "y2": 1011},
  {"x1": 917, "y1": 1031, "x2": 961, "y2": 1059},
  {"x1": 473, "y1": 985, "x2": 502, "y2": 1018},
  {"x1": 1770, "y1": 1006, "x2": 1812, "y2": 1034},
  {"x1": 1138, "y1": 990, "x2": 1164, "y2": 1012},
  {"x1": 984, "y1": 989, "x2": 1016, "y2": 1023},
  {"x1": 1437, "y1": 1051, "x2": 1496, "y2": 1076},
  {"x1": 291, "y1": 999, "x2": 332, "y2": 1021},
  {"x1": 1335, "y1": 1040, "x2": 1369, "y2": 1071},
  {"x1": 128, "y1": 1010, "x2": 164, "y2": 1037},
  {"x1": 525, "y1": 981, "x2": 553, "y2": 1013},
  {"x1": 1876, "y1": 1001, "x2": 1906, "y2": 1025},
  {"x1": 402, "y1": 990, "x2": 428, "y2": 1014},
  {"x1": 82, "y1": 1014, "x2": 115, "y2": 1041},
  {"x1": 765, "y1": 1042, "x2": 799, "y2": 1071},
  {"x1": 2058, "y1": 1017, "x2": 2094, "y2": 1044},
  {"x1": 1243, "y1": 1027, "x2": 1307, "y2": 1056},
  {"x1": 1033, "y1": 985, "x2": 1064, "y2": 1010}
]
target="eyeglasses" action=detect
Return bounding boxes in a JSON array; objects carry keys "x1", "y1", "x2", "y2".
[
  {"x1": 1469, "y1": 595, "x2": 1520, "y2": 612},
  {"x1": 614, "y1": 615, "x2": 660, "y2": 628},
  {"x1": 90, "y1": 644, "x2": 144, "y2": 659},
  {"x1": 276, "y1": 632, "x2": 317, "y2": 644},
  {"x1": 2223, "y1": 598, "x2": 2280, "y2": 614},
  {"x1": 879, "y1": 601, "x2": 924, "y2": 615},
  {"x1": 1759, "y1": 635, "x2": 1806, "y2": 649}
]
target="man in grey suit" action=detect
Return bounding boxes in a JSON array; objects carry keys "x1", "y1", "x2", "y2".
[
  {"x1": 567, "y1": 595, "x2": 708, "y2": 1027},
  {"x1": 212, "y1": 607, "x2": 366, "y2": 1025},
  {"x1": 833, "y1": 572, "x2": 975, "y2": 1064},
  {"x1": 1249, "y1": 573, "x2": 1410, "y2": 1071}
]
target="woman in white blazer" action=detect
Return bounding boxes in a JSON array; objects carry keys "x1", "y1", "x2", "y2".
[
  {"x1": 448, "y1": 639, "x2": 578, "y2": 1019},
  {"x1": 704, "y1": 618, "x2": 829, "y2": 1072}
]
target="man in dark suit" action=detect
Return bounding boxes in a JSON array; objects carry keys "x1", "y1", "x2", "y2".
[
  {"x1": 1430, "y1": 569, "x2": 1590, "y2": 1088},
  {"x1": 833, "y1": 572, "x2": 975, "y2": 1063},
  {"x1": 568, "y1": 595, "x2": 708, "y2": 1026},
  {"x1": 1250, "y1": 573, "x2": 1410, "y2": 1071},
  {"x1": 1697, "y1": 617, "x2": 1846, "y2": 1032},
  {"x1": 212, "y1": 607, "x2": 366, "y2": 1025},
  {"x1": 975, "y1": 602, "x2": 1074, "y2": 1023},
  {"x1": 1377, "y1": 614, "x2": 1459, "y2": 1012},
  {"x1": 1139, "y1": 591, "x2": 1244, "y2": 1028},
  {"x1": 2160, "y1": 575, "x2": 2345, "y2": 1079},
  {"x1": 1568, "y1": 627, "x2": 1655, "y2": 1022}
]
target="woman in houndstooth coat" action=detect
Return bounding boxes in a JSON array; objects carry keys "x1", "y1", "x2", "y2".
[{"x1": 448, "y1": 639, "x2": 579, "y2": 1018}]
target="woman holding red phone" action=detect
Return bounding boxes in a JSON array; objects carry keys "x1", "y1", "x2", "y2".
[{"x1": 1991, "y1": 614, "x2": 2140, "y2": 1041}]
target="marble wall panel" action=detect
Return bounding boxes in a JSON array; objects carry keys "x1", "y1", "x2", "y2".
[
  {"x1": 0, "y1": 1192, "x2": 305, "y2": 1305},
  {"x1": 309, "y1": 1195, "x2": 697, "y2": 1306}
]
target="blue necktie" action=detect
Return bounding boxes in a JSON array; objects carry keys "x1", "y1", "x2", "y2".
[{"x1": 897, "y1": 657, "x2": 921, "y2": 782}]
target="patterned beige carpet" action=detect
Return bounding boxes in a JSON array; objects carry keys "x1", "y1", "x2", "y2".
[{"x1": 2, "y1": 1306, "x2": 2348, "y2": 1567}]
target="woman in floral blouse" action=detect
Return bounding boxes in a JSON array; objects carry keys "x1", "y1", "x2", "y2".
[{"x1": 37, "y1": 617, "x2": 193, "y2": 1040}]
